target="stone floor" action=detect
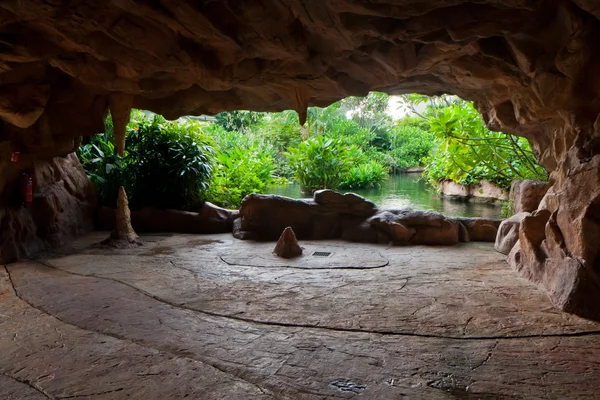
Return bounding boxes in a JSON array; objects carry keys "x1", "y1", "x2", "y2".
[{"x1": 2, "y1": 232, "x2": 600, "y2": 399}]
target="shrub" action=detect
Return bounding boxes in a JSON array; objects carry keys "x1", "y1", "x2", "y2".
[
  {"x1": 386, "y1": 125, "x2": 435, "y2": 171},
  {"x1": 341, "y1": 161, "x2": 388, "y2": 190},
  {"x1": 77, "y1": 115, "x2": 124, "y2": 207},
  {"x1": 125, "y1": 115, "x2": 215, "y2": 210},
  {"x1": 206, "y1": 147, "x2": 276, "y2": 208},
  {"x1": 422, "y1": 101, "x2": 547, "y2": 190},
  {"x1": 78, "y1": 112, "x2": 215, "y2": 210},
  {"x1": 285, "y1": 136, "x2": 354, "y2": 193}
]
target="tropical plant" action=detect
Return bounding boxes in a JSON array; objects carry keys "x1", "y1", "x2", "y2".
[
  {"x1": 285, "y1": 136, "x2": 354, "y2": 193},
  {"x1": 214, "y1": 110, "x2": 265, "y2": 132},
  {"x1": 341, "y1": 160, "x2": 388, "y2": 189},
  {"x1": 78, "y1": 111, "x2": 215, "y2": 210},
  {"x1": 206, "y1": 147, "x2": 276, "y2": 208},
  {"x1": 422, "y1": 101, "x2": 546, "y2": 189},
  {"x1": 77, "y1": 116, "x2": 124, "y2": 207},
  {"x1": 125, "y1": 115, "x2": 215, "y2": 210}
]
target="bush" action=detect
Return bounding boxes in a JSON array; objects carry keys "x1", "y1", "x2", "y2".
[
  {"x1": 422, "y1": 101, "x2": 547, "y2": 190},
  {"x1": 341, "y1": 161, "x2": 388, "y2": 189},
  {"x1": 285, "y1": 136, "x2": 354, "y2": 193},
  {"x1": 77, "y1": 118, "x2": 123, "y2": 208},
  {"x1": 206, "y1": 147, "x2": 276, "y2": 208},
  {"x1": 125, "y1": 114, "x2": 215, "y2": 210},
  {"x1": 78, "y1": 112, "x2": 215, "y2": 210},
  {"x1": 386, "y1": 124, "x2": 434, "y2": 172}
]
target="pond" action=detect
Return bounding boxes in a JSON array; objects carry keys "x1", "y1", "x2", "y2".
[{"x1": 265, "y1": 173, "x2": 503, "y2": 219}]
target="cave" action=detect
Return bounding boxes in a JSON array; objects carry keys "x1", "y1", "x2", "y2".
[{"x1": 1, "y1": 1, "x2": 600, "y2": 397}]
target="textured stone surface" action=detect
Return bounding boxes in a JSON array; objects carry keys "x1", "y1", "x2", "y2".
[
  {"x1": 456, "y1": 217, "x2": 502, "y2": 242},
  {"x1": 313, "y1": 189, "x2": 378, "y2": 217},
  {"x1": 273, "y1": 227, "x2": 303, "y2": 258},
  {"x1": 97, "y1": 202, "x2": 239, "y2": 234},
  {"x1": 510, "y1": 179, "x2": 551, "y2": 213},
  {"x1": 439, "y1": 180, "x2": 508, "y2": 203},
  {"x1": 0, "y1": 153, "x2": 96, "y2": 263},
  {"x1": 100, "y1": 186, "x2": 142, "y2": 248},
  {"x1": 494, "y1": 212, "x2": 530, "y2": 255},
  {"x1": 238, "y1": 194, "x2": 495, "y2": 246},
  {"x1": 1, "y1": 0, "x2": 600, "y2": 318},
  {"x1": 237, "y1": 193, "x2": 375, "y2": 240},
  {"x1": 2, "y1": 232, "x2": 600, "y2": 398}
]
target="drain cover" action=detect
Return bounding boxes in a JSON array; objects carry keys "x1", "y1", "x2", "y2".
[
  {"x1": 312, "y1": 251, "x2": 332, "y2": 257},
  {"x1": 329, "y1": 379, "x2": 367, "y2": 393}
]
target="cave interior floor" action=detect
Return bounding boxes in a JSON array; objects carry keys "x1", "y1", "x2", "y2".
[{"x1": 2, "y1": 232, "x2": 600, "y2": 399}]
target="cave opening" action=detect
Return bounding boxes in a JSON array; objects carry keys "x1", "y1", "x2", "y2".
[{"x1": 1, "y1": 1, "x2": 600, "y2": 397}]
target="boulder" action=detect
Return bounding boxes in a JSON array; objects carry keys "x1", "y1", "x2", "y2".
[
  {"x1": 368, "y1": 209, "x2": 459, "y2": 245},
  {"x1": 0, "y1": 153, "x2": 96, "y2": 263},
  {"x1": 509, "y1": 180, "x2": 551, "y2": 214},
  {"x1": 313, "y1": 189, "x2": 378, "y2": 217},
  {"x1": 273, "y1": 227, "x2": 303, "y2": 258},
  {"x1": 408, "y1": 219, "x2": 460, "y2": 245},
  {"x1": 367, "y1": 212, "x2": 416, "y2": 244},
  {"x1": 239, "y1": 194, "x2": 342, "y2": 240},
  {"x1": 340, "y1": 216, "x2": 389, "y2": 244},
  {"x1": 455, "y1": 218, "x2": 502, "y2": 242},
  {"x1": 494, "y1": 212, "x2": 530, "y2": 255}
]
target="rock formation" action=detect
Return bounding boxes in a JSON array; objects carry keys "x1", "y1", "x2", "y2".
[
  {"x1": 273, "y1": 227, "x2": 303, "y2": 258},
  {"x1": 509, "y1": 180, "x2": 551, "y2": 214},
  {"x1": 96, "y1": 202, "x2": 239, "y2": 234},
  {"x1": 0, "y1": 0, "x2": 599, "y2": 318},
  {"x1": 100, "y1": 187, "x2": 142, "y2": 248},
  {"x1": 234, "y1": 191, "x2": 500, "y2": 246},
  {"x1": 0, "y1": 153, "x2": 96, "y2": 262}
]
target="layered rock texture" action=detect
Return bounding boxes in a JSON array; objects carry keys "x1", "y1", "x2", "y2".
[
  {"x1": 0, "y1": 0, "x2": 599, "y2": 318},
  {"x1": 235, "y1": 191, "x2": 501, "y2": 246},
  {"x1": 0, "y1": 153, "x2": 96, "y2": 262}
]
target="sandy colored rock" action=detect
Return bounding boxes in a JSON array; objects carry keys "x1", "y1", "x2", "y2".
[
  {"x1": 494, "y1": 212, "x2": 530, "y2": 255},
  {"x1": 455, "y1": 218, "x2": 502, "y2": 242},
  {"x1": 0, "y1": 153, "x2": 96, "y2": 263},
  {"x1": 101, "y1": 186, "x2": 142, "y2": 248},
  {"x1": 273, "y1": 226, "x2": 303, "y2": 258},
  {"x1": 510, "y1": 180, "x2": 551, "y2": 214},
  {"x1": 98, "y1": 202, "x2": 239, "y2": 234},
  {"x1": 367, "y1": 211, "x2": 416, "y2": 244},
  {"x1": 313, "y1": 189, "x2": 377, "y2": 217}
]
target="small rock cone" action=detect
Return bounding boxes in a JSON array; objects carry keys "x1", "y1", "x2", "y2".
[
  {"x1": 274, "y1": 227, "x2": 303, "y2": 258},
  {"x1": 101, "y1": 186, "x2": 142, "y2": 248}
]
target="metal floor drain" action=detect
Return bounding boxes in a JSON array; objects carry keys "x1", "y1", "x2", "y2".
[
  {"x1": 329, "y1": 379, "x2": 367, "y2": 393},
  {"x1": 312, "y1": 251, "x2": 332, "y2": 257}
]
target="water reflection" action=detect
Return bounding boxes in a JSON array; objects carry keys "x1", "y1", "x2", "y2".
[{"x1": 265, "y1": 174, "x2": 503, "y2": 219}]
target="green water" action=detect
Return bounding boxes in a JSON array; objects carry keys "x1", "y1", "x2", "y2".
[{"x1": 265, "y1": 174, "x2": 503, "y2": 219}]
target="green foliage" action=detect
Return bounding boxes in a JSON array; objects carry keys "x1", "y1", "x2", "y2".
[
  {"x1": 77, "y1": 115, "x2": 124, "y2": 207},
  {"x1": 385, "y1": 124, "x2": 435, "y2": 172},
  {"x1": 214, "y1": 110, "x2": 265, "y2": 131},
  {"x1": 125, "y1": 114, "x2": 215, "y2": 210},
  {"x1": 78, "y1": 111, "x2": 215, "y2": 210},
  {"x1": 341, "y1": 161, "x2": 388, "y2": 190},
  {"x1": 206, "y1": 147, "x2": 276, "y2": 208},
  {"x1": 422, "y1": 100, "x2": 547, "y2": 190},
  {"x1": 285, "y1": 136, "x2": 354, "y2": 193},
  {"x1": 501, "y1": 200, "x2": 514, "y2": 218}
]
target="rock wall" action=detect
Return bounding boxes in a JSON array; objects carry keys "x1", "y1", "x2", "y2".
[
  {"x1": 235, "y1": 190, "x2": 501, "y2": 244},
  {"x1": 0, "y1": 0, "x2": 599, "y2": 318},
  {"x1": 0, "y1": 153, "x2": 96, "y2": 263},
  {"x1": 439, "y1": 180, "x2": 509, "y2": 203}
]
